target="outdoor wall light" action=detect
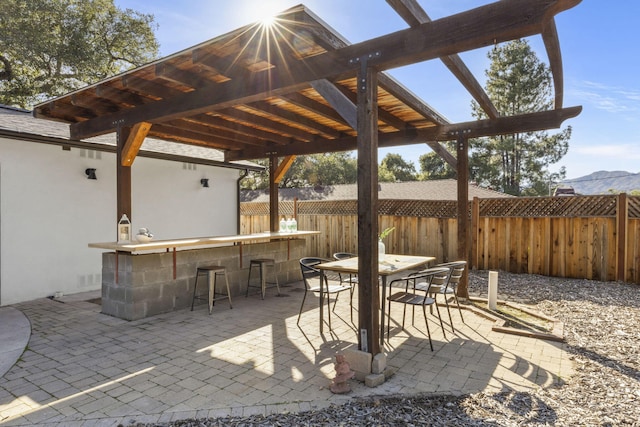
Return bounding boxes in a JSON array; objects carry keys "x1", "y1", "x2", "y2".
[
  {"x1": 200, "y1": 178, "x2": 209, "y2": 188},
  {"x1": 85, "y1": 168, "x2": 97, "y2": 180}
]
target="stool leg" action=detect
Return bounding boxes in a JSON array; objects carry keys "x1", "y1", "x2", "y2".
[
  {"x1": 191, "y1": 270, "x2": 200, "y2": 311},
  {"x1": 245, "y1": 264, "x2": 253, "y2": 297},
  {"x1": 259, "y1": 262, "x2": 266, "y2": 300},
  {"x1": 272, "y1": 263, "x2": 281, "y2": 296},
  {"x1": 208, "y1": 271, "x2": 214, "y2": 315},
  {"x1": 222, "y1": 271, "x2": 233, "y2": 308}
]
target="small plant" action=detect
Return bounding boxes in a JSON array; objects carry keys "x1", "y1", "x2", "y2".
[{"x1": 378, "y1": 227, "x2": 395, "y2": 241}]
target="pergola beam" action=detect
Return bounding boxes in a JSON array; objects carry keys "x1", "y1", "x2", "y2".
[
  {"x1": 386, "y1": 0, "x2": 500, "y2": 119},
  {"x1": 542, "y1": 18, "x2": 565, "y2": 109},
  {"x1": 310, "y1": 79, "x2": 357, "y2": 129},
  {"x1": 225, "y1": 106, "x2": 581, "y2": 161},
  {"x1": 70, "y1": 0, "x2": 580, "y2": 141}
]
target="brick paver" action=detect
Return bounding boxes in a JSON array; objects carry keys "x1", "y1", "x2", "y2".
[{"x1": 0, "y1": 283, "x2": 573, "y2": 425}]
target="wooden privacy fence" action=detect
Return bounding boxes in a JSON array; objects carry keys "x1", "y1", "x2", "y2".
[{"x1": 240, "y1": 194, "x2": 640, "y2": 284}]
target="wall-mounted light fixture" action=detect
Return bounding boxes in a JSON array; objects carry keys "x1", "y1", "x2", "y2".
[
  {"x1": 200, "y1": 178, "x2": 209, "y2": 188},
  {"x1": 85, "y1": 168, "x2": 97, "y2": 180}
]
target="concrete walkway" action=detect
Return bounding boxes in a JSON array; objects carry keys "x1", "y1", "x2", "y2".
[
  {"x1": 0, "y1": 283, "x2": 574, "y2": 426},
  {"x1": 0, "y1": 308, "x2": 30, "y2": 380}
]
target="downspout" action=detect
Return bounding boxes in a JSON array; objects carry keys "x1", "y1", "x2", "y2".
[{"x1": 236, "y1": 169, "x2": 249, "y2": 234}]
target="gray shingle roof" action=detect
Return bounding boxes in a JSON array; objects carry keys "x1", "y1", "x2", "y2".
[
  {"x1": 0, "y1": 104, "x2": 259, "y2": 168},
  {"x1": 241, "y1": 180, "x2": 512, "y2": 202}
]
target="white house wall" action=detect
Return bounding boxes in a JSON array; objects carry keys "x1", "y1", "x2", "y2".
[{"x1": 0, "y1": 137, "x2": 239, "y2": 305}]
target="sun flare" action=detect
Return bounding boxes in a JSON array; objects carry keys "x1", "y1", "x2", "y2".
[{"x1": 260, "y1": 14, "x2": 277, "y2": 27}]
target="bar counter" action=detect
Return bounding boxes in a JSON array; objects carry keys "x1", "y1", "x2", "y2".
[
  {"x1": 89, "y1": 231, "x2": 319, "y2": 320},
  {"x1": 89, "y1": 230, "x2": 320, "y2": 252}
]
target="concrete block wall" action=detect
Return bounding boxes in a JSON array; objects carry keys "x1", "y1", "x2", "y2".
[{"x1": 101, "y1": 239, "x2": 307, "y2": 320}]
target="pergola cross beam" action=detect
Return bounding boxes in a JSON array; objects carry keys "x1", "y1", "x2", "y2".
[{"x1": 386, "y1": 0, "x2": 500, "y2": 120}]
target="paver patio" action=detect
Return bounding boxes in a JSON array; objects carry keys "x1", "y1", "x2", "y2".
[{"x1": 0, "y1": 280, "x2": 573, "y2": 426}]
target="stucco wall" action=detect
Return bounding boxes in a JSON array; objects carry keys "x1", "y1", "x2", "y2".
[{"x1": 0, "y1": 137, "x2": 240, "y2": 305}]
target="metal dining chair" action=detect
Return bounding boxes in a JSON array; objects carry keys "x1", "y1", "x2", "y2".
[
  {"x1": 298, "y1": 257, "x2": 353, "y2": 329},
  {"x1": 385, "y1": 267, "x2": 450, "y2": 351},
  {"x1": 415, "y1": 261, "x2": 467, "y2": 332},
  {"x1": 332, "y1": 252, "x2": 358, "y2": 305}
]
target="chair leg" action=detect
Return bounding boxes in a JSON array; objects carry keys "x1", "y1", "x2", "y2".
[
  {"x1": 325, "y1": 287, "x2": 333, "y2": 331},
  {"x1": 332, "y1": 293, "x2": 339, "y2": 311},
  {"x1": 442, "y1": 294, "x2": 455, "y2": 333},
  {"x1": 386, "y1": 299, "x2": 393, "y2": 340},
  {"x1": 433, "y1": 301, "x2": 447, "y2": 339},
  {"x1": 453, "y1": 293, "x2": 465, "y2": 323},
  {"x1": 349, "y1": 286, "x2": 354, "y2": 323},
  {"x1": 421, "y1": 305, "x2": 434, "y2": 351},
  {"x1": 401, "y1": 303, "x2": 408, "y2": 330},
  {"x1": 297, "y1": 290, "x2": 308, "y2": 326}
]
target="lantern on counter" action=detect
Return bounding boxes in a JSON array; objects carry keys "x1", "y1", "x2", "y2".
[{"x1": 118, "y1": 214, "x2": 131, "y2": 243}]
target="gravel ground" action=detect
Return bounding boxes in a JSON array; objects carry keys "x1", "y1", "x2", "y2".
[{"x1": 134, "y1": 271, "x2": 640, "y2": 426}]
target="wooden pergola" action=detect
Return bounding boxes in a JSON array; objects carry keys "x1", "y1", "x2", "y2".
[{"x1": 34, "y1": 0, "x2": 581, "y2": 355}]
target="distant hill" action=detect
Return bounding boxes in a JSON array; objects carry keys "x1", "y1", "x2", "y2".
[{"x1": 561, "y1": 171, "x2": 640, "y2": 195}]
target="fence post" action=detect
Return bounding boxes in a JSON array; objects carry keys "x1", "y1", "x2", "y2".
[{"x1": 617, "y1": 193, "x2": 628, "y2": 282}]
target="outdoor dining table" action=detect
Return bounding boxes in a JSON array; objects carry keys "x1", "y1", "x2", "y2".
[{"x1": 315, "y1": 254, "x2": 435, "y2": 345}]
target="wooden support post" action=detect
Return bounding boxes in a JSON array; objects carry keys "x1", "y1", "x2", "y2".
[
  {"x1": 116, "y1": 125, "x2": 133, "y2": 232},
  {"x1": 456, "y1": 135, "x2": 469, "y2": 298},
  {"x1": 269, "y1": 155, "x2": 279, "y2": 232},
  {"x1": 356, "y1": 61, "x2": 380, "y2": 355},
  {"x1": 616, "y1": 192, "x2": 628, "y2": 282}
]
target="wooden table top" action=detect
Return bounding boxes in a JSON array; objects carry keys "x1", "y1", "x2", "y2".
[{"x1": 316, "y1": 254, "x2": 434, "y2": 276}]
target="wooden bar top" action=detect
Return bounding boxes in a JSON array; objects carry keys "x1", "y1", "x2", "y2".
[{"x1": 88, "y1": 230, "x2": 320, "y2": 253}]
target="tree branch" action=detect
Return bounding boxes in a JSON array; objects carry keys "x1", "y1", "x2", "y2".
[{"x1": 0, "y1": 55, "x2": 13, "y2": 81}]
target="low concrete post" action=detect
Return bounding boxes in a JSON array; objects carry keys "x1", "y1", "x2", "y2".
[{"x1": 488, "y1": 270, "x2": 498, "y2": 310}]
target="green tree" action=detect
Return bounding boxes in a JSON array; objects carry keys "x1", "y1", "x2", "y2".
[
  {"x1": 470, "y1": 39, "x2": 570, "y2": 196},
  {"x1": 418, "y1": 143, "x2": 456, "y2": 180},
  {"x1": 0, "y1": 0, "x2": 159, "y2": 108},
  {"x1": 240, "y1": 153, "x2": 358, "y2": 190},
  {"x1": 379, "y1": 153, "x2": 416, "y2": 182},
  {"x1": 294, "y1": 152, "x2": 357, "y2": 187}
]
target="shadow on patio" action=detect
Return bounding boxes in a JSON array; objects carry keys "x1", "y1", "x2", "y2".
[{"x1": 0, "y1": 280, "x2": 572, "y2": 426}]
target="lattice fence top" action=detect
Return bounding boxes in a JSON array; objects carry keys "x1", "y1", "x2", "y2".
[
  {"x1": 241, "y1": 201, "x2": 295, "y2": 216},
  {"x1": 479, "y1": 195, "x2": 619, "y2": 218},
  {"x1": 241, "y1": 195, "x2": 640, "y2": 219},
  {"x1": 241, "y1": 200, "x2": 458, "y2": 218},
  {"x1": 297, "y1": 200, "x2": 358, "y2": 215},
  {"x1": 379, "y1": 200, "x2": 458, "y2": 218},
  {"x1": 628, "y1": 196, "x2": 640, "y2": 218}
]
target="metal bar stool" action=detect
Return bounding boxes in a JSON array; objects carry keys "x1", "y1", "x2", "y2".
[
  {"x1": 245, "y1": 258, "x2": 280, "y2": 299},
  {"x1": 191, "y1": 265, "x2": 233, "y2": 314}
]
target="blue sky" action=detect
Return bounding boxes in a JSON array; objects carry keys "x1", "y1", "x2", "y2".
[{"x1": 114, "y1": 0, "x2": 640, "y2": 180}]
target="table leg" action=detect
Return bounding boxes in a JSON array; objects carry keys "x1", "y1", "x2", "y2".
[
  {"x1": 319, "y1": 270, "x2": 325, "y2": 333},
  {"x1": 380, "y1": 276, "x2": 387, "y2": 346}
]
